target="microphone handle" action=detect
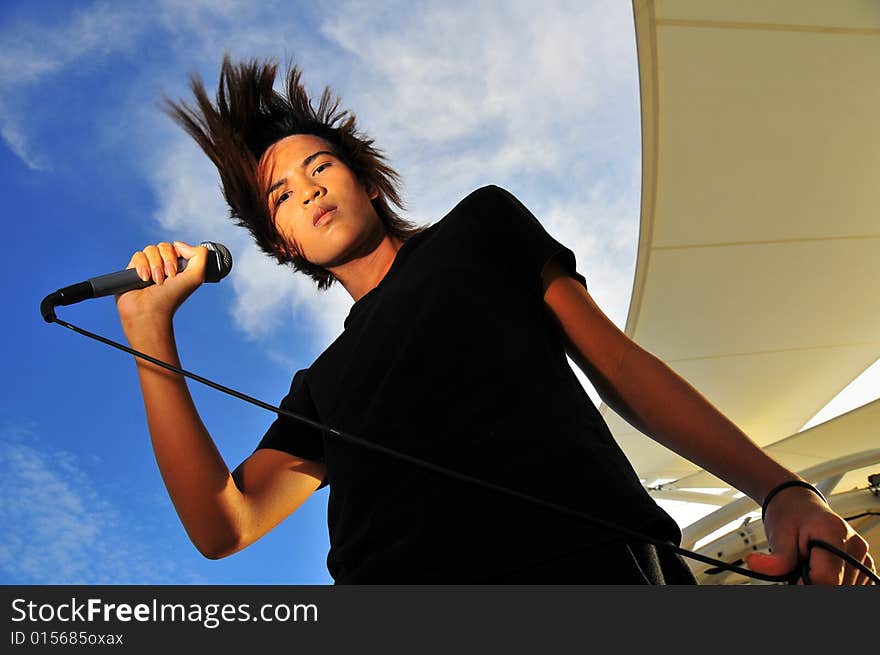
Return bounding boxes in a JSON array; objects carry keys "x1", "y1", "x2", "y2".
[
  {"x1": 41, "y1": 241, "x2": 231, "y2": 322},
  {"x1": 90, "y1": 257, "x2": 192, "y2": 298}
]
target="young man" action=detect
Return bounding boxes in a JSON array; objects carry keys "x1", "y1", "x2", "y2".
[{"x1": 115, "y1": 56, "x2": 874, "y2": 584}]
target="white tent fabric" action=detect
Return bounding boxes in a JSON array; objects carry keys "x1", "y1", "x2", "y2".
[
  {"x1": 604, "y1": 0, "x2": 880, "y2": 491},
  {"x1": 677, "y1": 396, "x2": 880, "y2": 493}
]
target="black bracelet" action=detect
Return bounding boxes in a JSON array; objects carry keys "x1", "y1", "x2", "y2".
[{"x1": 761, "y1": 480, "x2": 828, "y2": 523}]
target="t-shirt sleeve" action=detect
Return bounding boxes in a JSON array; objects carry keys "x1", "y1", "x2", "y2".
[
  {"x1": 467, "y1": 185, "x2": 588, "y2": 297},
  {"x1": 254, "y1": 368, "x2": 328, "y2": 490}
]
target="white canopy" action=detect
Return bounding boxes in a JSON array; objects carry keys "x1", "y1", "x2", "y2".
[{"x1": 607, "y1": 0, "x2": 880, "y2": 492}]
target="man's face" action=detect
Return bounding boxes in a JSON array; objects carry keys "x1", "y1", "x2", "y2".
[{"x1": 259, "y1": 133, "x2": 382, "y2": 268}]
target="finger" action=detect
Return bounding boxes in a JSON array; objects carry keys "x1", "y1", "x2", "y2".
[
  {"x1": 841, "y1": 538, "x2": 868, "y2": 586},
  {"x1": 127, "y1": 251, "x2": 150, "y2": 282},
  {"x1": 172, "y1": 240, "x2": 197, "y2": 259},
  {"x1": 142, "y1": 245, "x2": 165, "y2": 285},
  {"x1": 157, "y1": 242, "x2": 178, "y2": 279},
  {"x1": 856, "y1": 552, "x2": 875, "y2": 586},
  {"x1": 761, "y1": 515, "x2": 801, "y2": 577},
  {"x1": 173, "y1": 241, "x2": 208, "y2": 282},
  {"x1": 806, "y1": 540, "x2": 846, "y2": 585},
  {"x1": 744, "y1": 552, "x2": 794, "y2": 578}
]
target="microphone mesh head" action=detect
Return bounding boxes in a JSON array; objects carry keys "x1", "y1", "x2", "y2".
[{"x1": 200, "y1": 242, "x2": 233, "y2": 283}]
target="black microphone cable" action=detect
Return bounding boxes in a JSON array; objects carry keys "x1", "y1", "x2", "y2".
[{"x1": 43, "y1": 312, "x2": 879, "y2": 586}]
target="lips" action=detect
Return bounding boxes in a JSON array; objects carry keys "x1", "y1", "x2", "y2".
[{"x1": 313, "y1": 205, "x2": 336, "y2": 227}]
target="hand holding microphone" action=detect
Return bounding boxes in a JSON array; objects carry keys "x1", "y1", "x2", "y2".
[
  {"x1": 40, "y1": 241, "x2": 233, "y2": 324},
  {"x1": 115, "y1": 241, "x2": 232, "y2": 327}
]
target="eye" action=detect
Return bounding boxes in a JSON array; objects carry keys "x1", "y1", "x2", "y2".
[
  {"x1": 313, "y1": 162, "x2": 330, "y2": 175},
  {"x1": 275, "y1": 190, "x2": 291, "y2": 208}
]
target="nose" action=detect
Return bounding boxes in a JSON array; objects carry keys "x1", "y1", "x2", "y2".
[{"x1": 300, "y1": 181, "x2": 324, "y2": 206}]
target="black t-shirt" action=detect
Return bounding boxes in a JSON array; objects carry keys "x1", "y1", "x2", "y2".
[{"x1": 256, "y1": 185, "x2": 681, "y2": 583}]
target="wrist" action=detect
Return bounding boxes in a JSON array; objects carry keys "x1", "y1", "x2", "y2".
[
  {"x1": 121, "y1": 314, "x2": 177, "y2": 359},
  {"x1": 121, "y1": 311, "x2": 174, "y2": 337},
  {"x1": 761, "y1": 479, "x2": 828, "y2": 523}
]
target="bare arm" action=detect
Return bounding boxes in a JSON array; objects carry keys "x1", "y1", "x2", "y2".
[
  {"x1": 117, "y1": 241, "x2": 324, "y2": 559},
  {"x1": 540, "y1": 255, "x2": 874, "y2": 584},
  {"x1": 541, "y1": 257, "x2": 804, "y2": 503}
]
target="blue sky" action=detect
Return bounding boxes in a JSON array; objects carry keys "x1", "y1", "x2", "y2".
[{"x1": 2, "y1": 0, "x2": 877, "y2": 585}]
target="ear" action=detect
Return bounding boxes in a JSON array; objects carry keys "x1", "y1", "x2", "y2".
[{"x1": 367, "y1": 184, "x2": 379, "y2": 201}]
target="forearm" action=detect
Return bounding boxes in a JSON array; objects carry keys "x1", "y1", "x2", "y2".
[
  {"x1": 125, "y1": 316, "x2": 244, "y2": 557},
  {"x1": 604, "y1": 342, "x2": 800, "y2": 505}
]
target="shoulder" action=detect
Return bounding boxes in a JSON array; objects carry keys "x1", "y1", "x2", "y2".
[
  {"x1": 288, "y1": 368, "x2": 310, "y2": 391},
  {"x1": 426, "y1": 185, "x2": 540, "y2": 248},
  {"x1": 440, "y1": 185, "x2": 531, "y2": 230},
  {"x1": 458, "y1": 184, "x2": 521, "y2": 210},
  {"x1": 278, "y1": 368, "x2": 314, "y2": 407}
]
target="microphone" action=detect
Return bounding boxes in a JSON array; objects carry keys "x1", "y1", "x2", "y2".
[{"x1": 40, "y1": 241, "x2": 233, "y2": 322}]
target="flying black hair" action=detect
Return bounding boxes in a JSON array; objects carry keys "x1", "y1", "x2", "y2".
[{"x1": 162, "y1": 54, "x2": 424, "y2": 290}]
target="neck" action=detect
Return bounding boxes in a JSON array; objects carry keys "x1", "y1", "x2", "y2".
[{"x1": 331, "y1": 231, "x2": 404, "y2": 302}]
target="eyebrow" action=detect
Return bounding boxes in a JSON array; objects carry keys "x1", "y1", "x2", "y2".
[{"x1": 266, "y1": 150, "x2": 336, "y2": 198}]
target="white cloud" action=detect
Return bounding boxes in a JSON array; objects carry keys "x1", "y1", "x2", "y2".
[
  {"x1": 319, "y1": 0, "x2": 638, "y2": 182},
  {"x1": 0, "y1": 118, "x2": 48, "y2": 171},
  {"x1": 0, "y1": 2, "x2": 150, "y2": 169},
  {"x1": 2, "y1": 0, "x2": 646, "y2": 369},
  {"x1": 0, "y1": 3, "x2": 146, "y2": 86},
  {"x1": 0, "y1": 423, "x2": 205, "y2": 584},
  {"x1": 227, "y1": 241, "x2": 353, "y2": 343},
  {"x1": 542, "y1": 169, "x2": 642, "y2": 326},
  {"x1": 0, "y1": 0, "x2": 310, "y2": 171}
]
